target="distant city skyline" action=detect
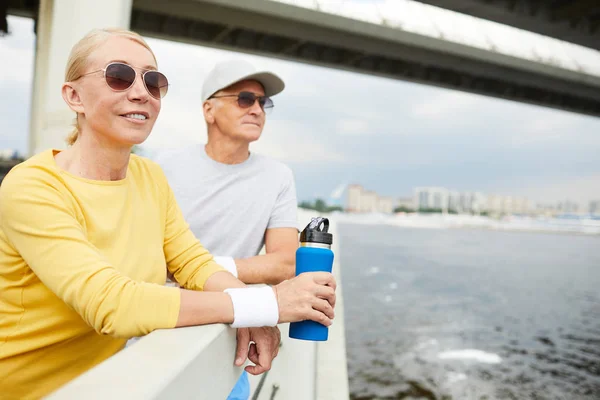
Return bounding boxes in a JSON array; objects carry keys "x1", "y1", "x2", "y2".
[
  {"x1": 2, "y1": 15, "x2": 600, "y2": 206},
  {"x1": 336, "y1": 182, "x2": 599, "y2": 214}
]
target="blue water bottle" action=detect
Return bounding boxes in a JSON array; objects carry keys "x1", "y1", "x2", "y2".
[{"x1": 289, "y1": 217, "x2": 334, "y2": 341}]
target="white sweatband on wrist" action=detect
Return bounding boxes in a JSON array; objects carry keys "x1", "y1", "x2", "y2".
[
  {"x1": 224, "y1": 286, "x2": 279, "y2": 328},
  {"x1": 214, "y1": 256, "x2": 238, "y2": 278}
]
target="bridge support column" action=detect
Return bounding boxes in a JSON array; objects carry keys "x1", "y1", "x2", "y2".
[{"x1": 28, "y1": 0, "x2": 132, "y2": 156}]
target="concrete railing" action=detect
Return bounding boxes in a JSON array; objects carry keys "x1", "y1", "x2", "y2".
[
  {"x1": 49, "y1": 210, "x2": 348, "y2": 400},
  {"x1": 48, "y1": 324, "x2": 242, "y2": 399}
]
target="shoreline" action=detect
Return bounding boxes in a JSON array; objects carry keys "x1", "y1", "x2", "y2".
[{"x1": 310, "y1": 210, "x2": 600, "y2": 236}]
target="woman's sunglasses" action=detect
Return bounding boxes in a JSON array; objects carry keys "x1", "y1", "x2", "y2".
[
  {"x1": 210, "y1": 91, "x2": 274, "y2": 113},
  {"x1": 79, "y1": 62, "x2": 169, "y2": 99}
]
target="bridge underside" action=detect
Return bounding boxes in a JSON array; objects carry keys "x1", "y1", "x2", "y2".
[
  {"x1": 5, "y1": 0, "x2": 600, "y2": 117},
  {"x1": 416, "y1": 0, "x2": 600, "y2": 52}
]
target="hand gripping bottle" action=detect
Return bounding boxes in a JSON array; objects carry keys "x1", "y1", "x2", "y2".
[{"x1": 289, "y1": 217, "x2": 334, "y2": 341}]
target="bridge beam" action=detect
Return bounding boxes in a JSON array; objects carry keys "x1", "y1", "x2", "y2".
[
  {"x1": 416, "y1": 0, "x2": 600, "y2": 51},
  {"x1": 129, "y1": 0, "x2": 600, "y2": 118}
]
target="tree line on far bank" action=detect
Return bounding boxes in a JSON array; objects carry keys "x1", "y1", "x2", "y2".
[
  {"x1": 409, "y1": 207, "x2": 489, "y2": 216},
  {"x1": 299, "y1": 199, "x2": 343, "y2": 213}
]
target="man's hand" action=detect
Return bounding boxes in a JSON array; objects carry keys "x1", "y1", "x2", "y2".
[{"x1": 235, "y1": 326, "x2": 281, "y2": 375}]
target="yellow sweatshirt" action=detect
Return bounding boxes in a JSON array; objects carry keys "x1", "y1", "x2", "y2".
[{"x1": 0, "y1": 150, "x2": 225, "y2": 399}]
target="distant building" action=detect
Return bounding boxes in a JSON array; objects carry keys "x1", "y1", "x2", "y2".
[
  {"x1": 590, "y1": 200, "x2": 600, "y2": 215},
  {"x1": 346, "y1": 184, "x2": 363, "y2": 212},
  {"x1": 395, "y1": 196, "x2": 414, "y2": 211},
  {"x1": 448, "y1": 191, "x2": 460, "y2": 212},
  {"x1": 416, "y1": 189, "x2": 430, "y2": 210},
  {"x1": 0, "y1": 149, "x2": 20, "y2": 160},
  {"x1": 432, "y1": 190, "x2": 447, "y2": 210},
  {"x1": 486, "y1": 195, "x2": 503, "y2": 215},
  {"x1": 350, "y1": 184, "x2": 533, "y2": 216},
  {"x1": 486, "y1": 194, "x2": 528, "y2": 215},
  {"x1": 345, "y1": 184, "x2": 393, "y2": 213},
  {"x1": 459, "y1": 192, "x2": 470, "y2": 212},
  {"x1": 361, "y1": 190, "x2": 378, "y2": 213},
  {"x1": 511, "y1": 197, "x2": 530, "y2": 214},
  {"x1": 459, "y1": 192, "x2": 487, "y2": 214},
  {"x1": 485, "y1": 195, "x2": 533, "y2": 215},
  {"x1": 503, "y1": 196, "x2": 515, "y2": 214},
  {"x1": 471, "y1": 192, "x2": 487, "y2": 214},
  {"x1": 557, "y1": 200, "x2": 579, "y2": 214},
  {"x1": 415, "y1": 187, "x2": 492, "y2": 214},
  {"x1": 535, "y1": 202, "x2": 558, "y2": 216},
  {"x1": 377, "y1": 196, "x2": 394, "y2": 214},
  {"x1": 414, "y1": 187, "x2": 449, "y2": 211}
]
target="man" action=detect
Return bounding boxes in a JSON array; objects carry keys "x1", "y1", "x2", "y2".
[{"x1": 151, "y1": 60, "x2": 299, "y2": 399}]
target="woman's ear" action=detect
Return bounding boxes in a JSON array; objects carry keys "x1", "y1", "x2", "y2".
[
  {"x1": 203, "y1": 100, "x2": 215, "y2": 124},
  {"x1": 62, "y1": 82, "x2": 85, "y2": 114}
]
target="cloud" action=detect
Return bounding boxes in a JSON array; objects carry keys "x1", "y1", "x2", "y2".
[
  {"x1": 0, "y1": 18, "x2": 35, "y2": 85},
  {"x1": 0, "y1": 17, "x2": 35, "y2": 154},
  {"x1": 409, "y1": 90, "x2": 482, "y2": 120},
  {"x1": 507, "y1": 110, "x2": 595, "y2": 147},
  {"x1": 0, "y1": 46, "x2": 35, "y2": 83},
  {"x1": 253, "y1": 119, "x2": 345, "y2": 163},
  {"x1": 144, "y1": 105, "x2": 206, "y2": 149},
  {"x1": 335, "y1": 119, "x2": 370, "y2": 135}
]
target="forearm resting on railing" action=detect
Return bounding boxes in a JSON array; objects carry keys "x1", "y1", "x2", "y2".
[
  {"x1": 235, "y1": 227, "x2": 298, "y2": 285},
  {"x1": 176, "y1": 290, "x2": 235, "y2": 327},
  {"x1": 235, "y1": 252, "x2": 295, "y2": 285},
  {"x1": 176, "y1": 270, "x2": 243, "y2": 327},
  {"x1": 175, "y1": 269, "x2": 337, "y2": 329}
]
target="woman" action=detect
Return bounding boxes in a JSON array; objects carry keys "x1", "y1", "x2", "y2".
[{"x1": 0, "y1": 28, "x2": 336, "y2": 399}]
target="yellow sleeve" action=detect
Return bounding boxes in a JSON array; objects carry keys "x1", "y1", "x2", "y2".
[
  {"x1": 0, "y1": 167, "x2": 181, "y2": 338},
  {"x1": 154, "y1": 164, "x2": 226, "y2": 291}
]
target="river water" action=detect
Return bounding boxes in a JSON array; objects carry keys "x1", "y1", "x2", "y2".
[{"x1": 339, "y1": 224, "x2": 600, "y2": 399}]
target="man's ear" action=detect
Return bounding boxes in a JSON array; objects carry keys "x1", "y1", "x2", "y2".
[
  {"x1": 62, "y1": 82, "x2": 85, "y2": 114},
  {"x1": 203, "y1": 100, "x2": 215, "y2": 124}
]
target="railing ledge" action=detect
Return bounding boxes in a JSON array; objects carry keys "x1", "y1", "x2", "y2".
[{"x1": 47, "y1": 324, "x2": 242, "y2": 399}]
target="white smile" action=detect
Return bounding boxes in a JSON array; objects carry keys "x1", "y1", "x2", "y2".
[{"x1": 122, "y1": 113, "x2": 148, "y2": 120}]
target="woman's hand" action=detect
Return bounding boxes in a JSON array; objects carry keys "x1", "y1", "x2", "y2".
[{"x1": 273, "y1": 272, "x2": 336, "y2": 326}]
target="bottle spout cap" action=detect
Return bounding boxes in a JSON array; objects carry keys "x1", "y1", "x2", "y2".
[{"x1": 300, "y1": 217, "x2": 333, "y2": 245}]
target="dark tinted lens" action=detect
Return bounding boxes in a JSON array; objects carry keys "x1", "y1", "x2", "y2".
[
  {"x1": 105, "y1": 63, "x2": 136, "y2": 91},
  {"x1": 260, "y1": 96, "x2": 274, "y2": 109},
  {"x1": 144, "y1": 71, "x2": 169, "y2": 99},
  {"x1": 237, "y1": 92, "x2": 257, "y2": 108}
]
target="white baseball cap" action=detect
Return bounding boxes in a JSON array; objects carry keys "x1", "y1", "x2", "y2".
[{"x1": 201, "y1": 60, "x2": 285, "y2": 102}]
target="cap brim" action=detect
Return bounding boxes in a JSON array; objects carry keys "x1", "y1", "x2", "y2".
[{"x1": 223, "y1": 71, "x2": 285, "y2": 98}]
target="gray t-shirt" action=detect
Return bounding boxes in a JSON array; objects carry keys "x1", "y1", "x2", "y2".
[{"x1": 148, "y1": 144, "x2": 298, "y2": 258}]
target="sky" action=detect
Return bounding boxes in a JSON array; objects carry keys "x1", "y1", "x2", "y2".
[{"x1": 1, "y1": 7, "x2": 600, "y2": 207}]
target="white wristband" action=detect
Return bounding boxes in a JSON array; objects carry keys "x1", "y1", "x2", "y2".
[
  {"x1": 214, "y1": 256, "x2": 238, "y2": 278},
  {"x1": 224, "y1": 287, "x2": 279, "y2": 328}
]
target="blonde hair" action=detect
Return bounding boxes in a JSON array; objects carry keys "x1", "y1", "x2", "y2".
[{"x1": 64, "y1": 28, "x2": 157, "y2": 146}]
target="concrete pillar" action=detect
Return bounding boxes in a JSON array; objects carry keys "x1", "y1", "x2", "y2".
[{"x1": 28, "y1": 0, "x2": 132, "y2": 156}]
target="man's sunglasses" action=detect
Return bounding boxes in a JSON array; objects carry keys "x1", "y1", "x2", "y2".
[
  {"x1": 210, "y1": 91, "x2": 274, "y2": 112},
  {"x1": 79, "y1": 62, "x2": 169, "y2": 99}
]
